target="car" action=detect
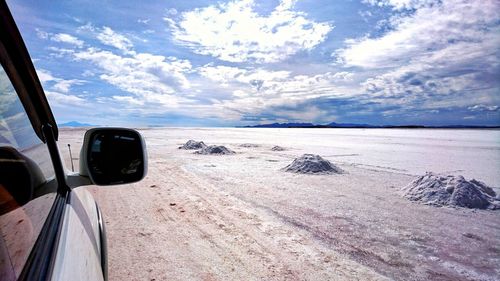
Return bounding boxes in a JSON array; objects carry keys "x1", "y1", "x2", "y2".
[{"x1": 0, "y1": 2, "x2": 147, "y2": 281}]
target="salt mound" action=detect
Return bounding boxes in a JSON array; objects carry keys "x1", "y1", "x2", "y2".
[
  {"x1": 402, "y1": 172, "x2": 499, "y2": 210},
  {"x1": 179, "y1": 140, "x2": 206, "y2": 150},
  {"x1": 271, "y1": 146, "x2": 286, "y2": 151},
  {"x1": 283, "y1": 154, "x2": 343, "y2": 174},
  {"x1": 195, "y1": 145, "x2": 235, "y2": 155}
]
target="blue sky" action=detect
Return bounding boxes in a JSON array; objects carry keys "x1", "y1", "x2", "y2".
[{"x1": 7, "y1": 0, "x2": 500, "y2": 126}]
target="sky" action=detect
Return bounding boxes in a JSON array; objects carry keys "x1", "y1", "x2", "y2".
[{"x1": 6, "y1": 0, "x2": 500, "y2": 126}]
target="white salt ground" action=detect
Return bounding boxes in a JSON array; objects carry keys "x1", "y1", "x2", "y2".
[{"x1": 58, "y1": 128, "x2": 500, "y2": 281}]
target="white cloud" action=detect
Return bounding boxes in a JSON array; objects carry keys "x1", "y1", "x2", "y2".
[
  {"x1": 42, "y1": 26, "x2": 205, "y2": 116},
  {"x1": 195, "y1": 64, "x2": 357, "y2": 121},
  {"x1": 35, "y1": 28, "x2": 49, "y2": 39},
  {"x1": 362, "y1": 0, "x2": 436, "y2": 10},
  {"x1": 36, "y1": 69, "x2": 57, "y2": 84},
  {"x1": 34, "y1": 29, "x2": 83, "y2": 47},
  {"x1": 45, "y1": 91, "x2": 86, "y2": 106},
  {"x1": 82, "y1": 70, "x2": 95, "y2": 77},
  {"x1": 51, "y1": 33, "x2": 84, "y2": 47},
  {"x1": 96, "y1": 27, "x2": 133, "y2": 52},
  {"x1": 46, "y1": 47, "x2": 76, "y2": 58},
  {"x1": 358, "y1": 10, "x2": 373, "y2": 22},
  {"x1": 73, "y1": 47, "x2": 192, "y2": 107},
  {"x1": 166, "y1": 0, "x2": 333, "y2": 63},
  {"x1": 331, "y1": 72, "x2": 354, "y2": 81},
  {"x1": 468, "y1": 105, "x2": 499, "y2": 112},
  {"x1": 34, "y1": 2, "x2": 497, "y2": 125},
  {"x1": 77, "y1": 22, "x2": 96, "y2": 33},
  {"x1": 36, "y1": 69, "x2": 85, "y2": 93},
  {"x1": 167, "y1": 8, "x2": 178, "y2": 15},
  {"x1": 338, "y1": 0, "x2": 499, "y2": 68},
  {"x1": 335, "y1": 0, "x2": 500, "y2": 111},
  {"x1": 137, "y1": 18, "x2": 150, "y2": 24},
  {"x1": 112, "y1": 95, "x2": 145, "y2": 106},
  {"x1": 199, "y1": 65, "x2": 354, "y2": 96},
  {"x1": 0, "y1": 73, "x2": 18, "y2": 113},
  {"x1": 53, "y1": 79, "x2": 85, "y2": 93},
  {"x1": 198, "y1": 65, "x2": 290, "y2": 87}
]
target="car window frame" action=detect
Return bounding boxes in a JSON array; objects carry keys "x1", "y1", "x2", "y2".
[{"x1": 1, "y1": 1, "x2": 72, "y2": 280}]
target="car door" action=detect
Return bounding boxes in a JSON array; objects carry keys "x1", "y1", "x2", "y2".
[
  {"x1": 1, "y1": 2, "x2": 105, "y2": 280},
  {"x1": 0, "y1": 45, "x2": 63, "y2": 281}
]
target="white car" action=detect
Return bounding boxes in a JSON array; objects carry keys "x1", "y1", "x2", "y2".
[{"x1": 0, "y1": 2, "x2": 147, "y2": 280}]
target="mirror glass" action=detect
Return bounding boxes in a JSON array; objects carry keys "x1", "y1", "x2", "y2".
[{"x1": 87, "y1": 129, "x2": 145, "y2": 185}]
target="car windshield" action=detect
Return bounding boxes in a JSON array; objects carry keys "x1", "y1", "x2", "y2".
[{"x1": 6, "y1": 0, "x2": 500, "y2": 280}]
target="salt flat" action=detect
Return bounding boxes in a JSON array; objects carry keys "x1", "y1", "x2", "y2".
[{"x1": 59, "y1": 128, "x2": 500, "y2": 281}]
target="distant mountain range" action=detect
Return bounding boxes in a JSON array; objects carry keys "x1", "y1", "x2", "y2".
[
  {"x1": 57, "y1": 121, "x2": 499, "y2": 129},
  {"x1": 59, "y1": 121, "x2": 95, "y2": 127},
  {"x1": 241, "y1": 122, "x2": 500, "y2": 129}
]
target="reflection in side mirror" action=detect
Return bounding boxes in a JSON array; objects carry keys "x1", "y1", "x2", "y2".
[{"x1": 80, "y1": 128, "x2": 147, "y2": 185}]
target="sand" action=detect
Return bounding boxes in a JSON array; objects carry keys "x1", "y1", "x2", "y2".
[{"x1": 58, "y1": 127, "x2": 500, "y2": 281}]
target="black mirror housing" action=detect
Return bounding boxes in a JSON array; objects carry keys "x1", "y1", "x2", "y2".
[{"x1": 80, "y1": 128, "x2": 147, "y2": 185}]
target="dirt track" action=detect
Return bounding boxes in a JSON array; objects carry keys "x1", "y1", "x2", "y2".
[{"x1": 92, "y1": 160, "x2": 387, "y2": 281}]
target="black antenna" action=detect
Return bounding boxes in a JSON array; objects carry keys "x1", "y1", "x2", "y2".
[{"x1": 67, "y1": 144, "x2": 74, "y2": 172}]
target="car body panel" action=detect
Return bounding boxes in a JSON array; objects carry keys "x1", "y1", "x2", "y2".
[{"x1": 50, "y1": 188, "x2": 104, "y2": 281}]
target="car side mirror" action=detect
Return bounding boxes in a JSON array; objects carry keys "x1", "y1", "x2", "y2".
[{"x1": 79, "y1": 128, "x2": 147, "y2": 185}]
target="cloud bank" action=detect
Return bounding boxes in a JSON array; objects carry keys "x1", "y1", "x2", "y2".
[
  {"x1": 166, "y1": 0, "x2": 333, "y2": 63},
  {"x1": 15, "y1": 0, "x2": 500, "y2": 126}
]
